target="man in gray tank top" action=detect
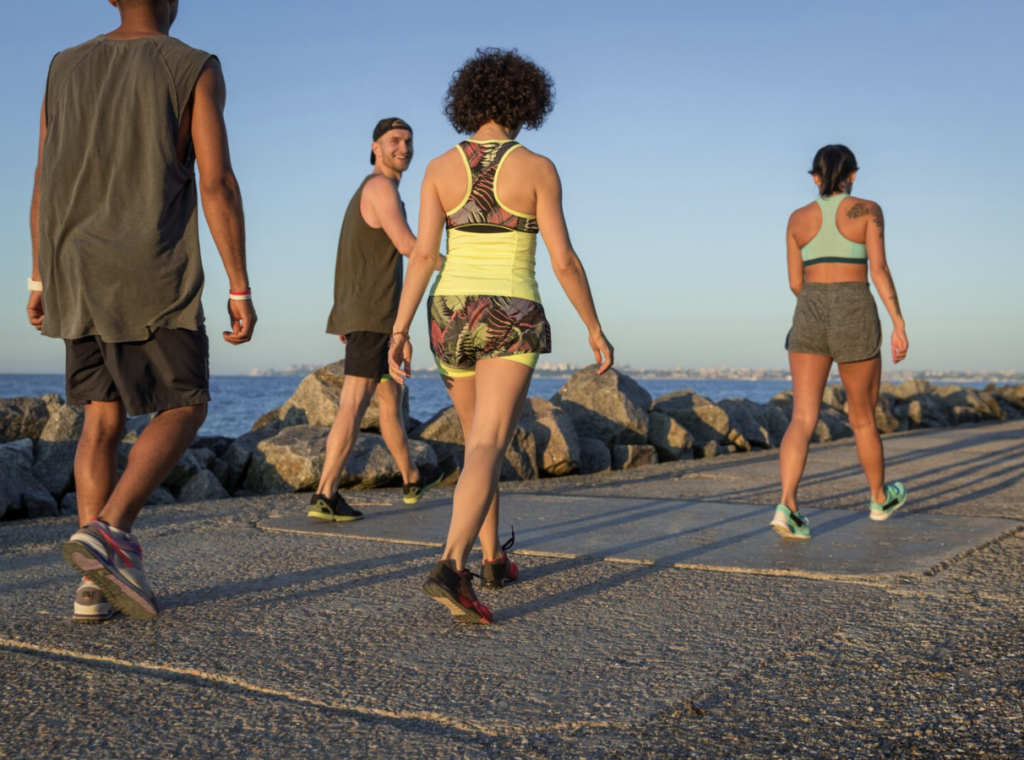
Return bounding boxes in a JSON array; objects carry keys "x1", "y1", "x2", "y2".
[
  {"x1": 26, "y1": 0, "x2": 256, "y2": 622},
  {"x1": 310, "y1": 119, "x2": 443, "y2": 522}
]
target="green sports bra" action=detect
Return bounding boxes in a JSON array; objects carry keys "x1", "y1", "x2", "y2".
[{"x1": 801, "y1": 194, "x2": 868, "y2": 266}]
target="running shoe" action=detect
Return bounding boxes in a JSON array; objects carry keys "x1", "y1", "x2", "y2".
[
  {"x1": 770, "y1": 504, "x2": 812, "y2": 540},
  {"x1": 870, "y1": 482, "x2": 908, "y2": 521},
  {"x1": 421, "y1": 561, "x2": 493, "y2": 624},
  {"x1": 402, "y1": 465, "x2": 445, "y2": 505},
  {"x1": 61, "y1": 521, "x2": 159, "y2": 620},
  {"x1": 73, "y1": 576, "x2": 115, "y2": 624},
  {"x1": 481, "y1": 530, "x2": 518, "y2": 589},
  {"x1": 308, "y1": 492, "x2": 364, "y2": 522}
]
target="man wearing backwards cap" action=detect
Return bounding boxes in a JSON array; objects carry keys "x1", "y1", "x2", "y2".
[
  {"x1": 27, "y1": 0, "x2": 255, "y2": 623},
  {"x1": 314, "y1": 119, "x2": 443, "y2": 521}
]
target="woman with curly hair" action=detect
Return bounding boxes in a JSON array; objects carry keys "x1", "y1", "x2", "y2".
[
  {"x1": 388, "y1": 48, "x2": 614, "y2": 623},
  {"x1": 772, "y1": 145, "x2": 909, "y2": 540}
]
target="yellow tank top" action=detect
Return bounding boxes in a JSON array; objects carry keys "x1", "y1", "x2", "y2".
[{"x1": 430, "y1": 140, "x2": 541, "y2": 303}]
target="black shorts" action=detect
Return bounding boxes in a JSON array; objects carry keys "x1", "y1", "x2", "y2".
[
  {"x1": 344, "y1": 331, "x2": 391, "y2": 381},
  {"x1": 65, "y1": 328, "x2": 211, "y2": 417}
]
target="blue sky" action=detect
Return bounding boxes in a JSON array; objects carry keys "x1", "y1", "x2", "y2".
[{"x1": 1, "y1": 0, "x2": 1022, "y2": 375}]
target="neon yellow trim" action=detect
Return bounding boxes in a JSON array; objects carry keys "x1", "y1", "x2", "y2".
[
  {"x1": 492, "y1": 143, "x2": 537, "y2": 220},
  {"x1": 444, "y1": 145, "x2": 474, "y2": 217},
  {"x1": 435, "y1": 352, "x2": 540, "y2": 378},
  {"x1": 379, "y1": 374, "x2": 392, "y2": 384},
  {"x1": 497, "y1": 352, "x2": 539, "y2": 369},
  {"x1": 435, "y1": 359, "x2": 476, "y2": 378}
]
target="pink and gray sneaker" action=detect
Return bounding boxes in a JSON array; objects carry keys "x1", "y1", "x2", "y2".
[
  {"x1": 73, "y1": 577, "x2": 115, "y2": 624},
  {"x1": 62, "y1": 521, "x2": 159, "y2": 620}
]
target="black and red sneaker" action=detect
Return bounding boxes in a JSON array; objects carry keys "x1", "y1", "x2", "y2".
[
  {"x1": 422, "y1": 561, "x2": 493, "y2": 624},
  {"x1": 481, "y1": 531, "x2": 518, "y2": 589}
]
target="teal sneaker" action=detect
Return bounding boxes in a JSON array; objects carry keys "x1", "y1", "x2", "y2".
[
  {"x1": 770, "y1": 504, "x2": 812, "y2": 539},
  {"x1": 870, "y1": 482, "x2": 907, "y2": 521}
]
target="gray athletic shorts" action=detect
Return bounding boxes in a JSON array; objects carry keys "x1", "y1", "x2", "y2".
[{"x1": 785, "y1": 282, "x2": 882, "y2": 364}]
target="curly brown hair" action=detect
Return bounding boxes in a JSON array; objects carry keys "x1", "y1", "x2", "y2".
[{"x1": 444, "y1": 48, "x2": 555, "y2": 134}]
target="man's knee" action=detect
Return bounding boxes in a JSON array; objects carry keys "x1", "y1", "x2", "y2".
[
  {"x1": 159, "y1": 403, "x2": 208, "y2": 432},
  {"x1": 81, "y1": 402, "x2": 126, "y2": 446},
  {"x1": 340, "y1": 377, "x2": 378, "y2": 413}
]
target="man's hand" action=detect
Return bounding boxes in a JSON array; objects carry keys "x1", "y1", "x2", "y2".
[
  {"x1": 27, "y1": 292, "x2": 44, "y2": 331},
  {"x1": 224, "y1": 299, "x2": 257, "y2": 344}
]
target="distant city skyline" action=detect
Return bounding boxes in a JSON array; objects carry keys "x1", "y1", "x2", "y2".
[{"x1": 2, "y1": 1, "x2": 1022, "y2": 374}]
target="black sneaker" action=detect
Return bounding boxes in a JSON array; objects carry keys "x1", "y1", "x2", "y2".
[
  {"x1": 402, "y1": 464, "x2": 445, "y2": 505},
  {"x1": 481, "y1": 530, "x2": 518, "y2": 589},
  {"x1": 308, "y1": 492, "x2": 363, "y2": 522},
  {"x1": 421, "y1": 561, "x2": 493, "y2": 624}
]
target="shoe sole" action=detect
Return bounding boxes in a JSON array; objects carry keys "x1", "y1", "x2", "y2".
[
  {"x1": 402, "y1": 472, "x2": 446, "y2": 506},
  {"x1": 770, "y1": 521, "x2": 812, "y2": 540},
  {"x1": 307, "y1": 509, "x2": 363, "y2": 522},
  {"x1": 870, "y1": 495, "x2": 908, "y2": 521},
  {"x1": 73, "y1": 611, "x2": 117, "y2": 624},
  {"x1": 61, "y1": 541, "x2": 159, "y2": 621},
  {"x1": 421, "y1": 579, "x2": 491, "y2": 624}
]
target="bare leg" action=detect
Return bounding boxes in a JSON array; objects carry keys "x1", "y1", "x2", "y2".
[
  {"x1": 441, "y1": 359, "x2": 532, "y2": 570},
  {"x1": 443, "y1": 373, "x2": 502, "y2": 561},
  {"x1": 75, "y1": 401, "x2": 127, "y2": 528},
  {"x1": 316, "y1": 376, "x2": 377, "y2": 496},
  {"x1": 99, "y1": 404, "x2": 207, "y2": 532},
  {"x1": 778, "y1": 353, "x2": 833, "y2": 512},
  {"x1": 838, "y1": 356, "x2": 887, "y2": 504},
  {"x1": 376, "y1": 378, "x2": 419, "y2": 485}
]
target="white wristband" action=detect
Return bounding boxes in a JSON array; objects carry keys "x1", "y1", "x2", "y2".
[
  {"x1": 228, "y1": 293, "x2": 252, "y2": 301},
  {"x1": 27, "y1": 278, "x2": 42, "y2": 292}
]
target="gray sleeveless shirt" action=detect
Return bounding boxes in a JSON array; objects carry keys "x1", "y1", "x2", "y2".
[
  {"x1": 325, "y1": 176, "x2": 405, "y2": 336},
  {"x1": 38, "y1": 35, "x2": 214, "y2": 342}
]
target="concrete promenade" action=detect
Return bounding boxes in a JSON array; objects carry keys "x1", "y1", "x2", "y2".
[{"x1": 2, "y1": 421, "x2": 1023, "y2": 759}]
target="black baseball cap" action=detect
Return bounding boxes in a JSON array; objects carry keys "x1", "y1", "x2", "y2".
[{"x1": 370, "y1": 117, "x2": 413, "y2": 165}]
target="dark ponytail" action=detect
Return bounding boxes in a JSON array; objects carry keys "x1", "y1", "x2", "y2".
[{"x1": 809, "y1": 145, "x2": 859, "y2": 196}]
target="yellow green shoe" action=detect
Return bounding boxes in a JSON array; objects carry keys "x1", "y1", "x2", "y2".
[
  {"x1": 402, "y1": 465, "x2": 444, "y2": 506},
  {"x1": 770, "y1": 504, "x2": 811, "y2": 539},
  {"x1": 870, "y1": 482, "x2": 907, "y2": 521},
  {"x1": 308, "y1": 492, "x2": 363, "y2": 522}
]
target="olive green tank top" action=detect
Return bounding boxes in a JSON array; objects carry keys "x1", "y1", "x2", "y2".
[
  {"x1": 326, "y1": 176, "x2": 405, "y2": 336},
  {"x1": 38, "y1": 35, "x2": 214, "y2": 342},
  {"x1": 801, "y1": 194, "x2": 868, "y2": 266}
]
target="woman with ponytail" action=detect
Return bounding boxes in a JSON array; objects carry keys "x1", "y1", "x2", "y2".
[{"x1": 771, "y1": 145, "x2": 910, "y2": 539}]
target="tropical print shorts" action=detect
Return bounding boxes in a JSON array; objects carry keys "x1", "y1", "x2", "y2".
[{"x1": 428, "y1": 295, "x2": 552, "y2": 376}]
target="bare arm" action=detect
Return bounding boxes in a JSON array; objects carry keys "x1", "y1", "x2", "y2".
[
  {"x1": 864, "y1": 202, "x2": 908, "y2": 362},
  {"x1": 786, "y1": 213, "x2": 804, "y2": 297},
  {"x1": 534, "y1": 157, "x2": 613, "y2": 373},
  {"x1": 27, "y1": 98, "x2": 46, "y2": 330},
  {"x1": 191, "y1": 58, "x2": 256, "y2": 344},
  {"x1": 363, "y1": 177, "x2": 416, "y2": 256},
  {"x1": 387, "y1": 162, "x2": 446, "y2": 382}
]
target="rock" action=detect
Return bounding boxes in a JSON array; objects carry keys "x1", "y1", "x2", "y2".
[
  {"x1": 907, "y1": 395, "x2": 953, "y2": 428},
  {"x1": 700, "y1": 441, "x2": 720, "y2": 459},
  {"x1": 146, "y1": 486, "x2": 177, "y2": 506},
  {"x1": 613, "y1": 444, "x2": 658, "y2": 470},
  {"x1": 819, "y1": 408, "x2": 854, "y2": 440},
  {"x1": 245, "y1": 425, "x2": 330, "y2": 494},
  {"x1": 0, "y1": 397, "x2": 51, "y2": 443},
  {"x1": 821, "y1": 385, "x2": 847, "y2": 412},
  {"x1": 993, "y1": 384, "x2": 1024, "y2": 409},
  {"x1": 413, "y1": 406, "x2": 535, "y2": 481},
  {"x1": 749, "y1": 403, "x2": 790, "y2": 448},
  {"x1": 875, "y1": 394, "x2": 902, "y2": 434},
  {"x1": 121, "y1": 414, "x2": 155, "y2": 444},
  {"x1": 190, "y1": 447, "x2": 217, "y2": 469},
  {"x1": 191, "y1": 435, "x2": 233, "y2": 457},
  {"x1": 769, "y1": 390, "x2": 840, "y2": 443},
  {"x1": 647, "y1": 411, "x2": 694, "y2": 461},
  {"x1": 178, "y1": 469, "x2": 231, "y2": 502},
  {"x1": 39, "y1": 404, "x2": 85, "y2": 442},
  {"x1": 252, "y1": 362, "x2": 410, "y2": 434},
  {"x1": 718, "y1": 399, "x2": 773, "y2": 449},
  {"x1": 207, "y1": 456, "x2": 231, "y2": 488},
  {"x1": 893, "y1": 378, "x2": 934, "y2": 401},
  {"x1": 32, "y1": 440, "x2": 78, "y2": 497},
  {"x1": 994, "y1": 397, "x2": 1024, "y2": 420},
  {"x1": 341, "y1": 436, "x2": 439, "y2": 489},
  {"x1": 551, "y1": 366, "x2": 651, "y2": 446},
  {"x1": 60, "y1": 491, "x2": 78, "y2": 516},
  {"x1": 578, "y1": 437, "x2": 612, "y2": 474},
  {"x1": 222, "y1": 427, "x2": 279, "y2": 491},
  {"x1": 163, "y1": 449, "x2": 202, "y2": 490},
  {"x1": 0, "y1": 439, "x2": 58, "y2": 519},
  {"x1": 652, "y1": 390, "x2": 731, "y2": 449},
  {"x1": 499, "y1": 427, "x2": 539, "y2": 482},
  {"x1": 519, "y1": 398, "x2": 581, "y2": 477},
  {"x1": 933, "y1": 385, "x2": 1001, "y2": 421}
]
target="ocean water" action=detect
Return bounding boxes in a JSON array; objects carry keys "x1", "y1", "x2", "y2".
[{"x1": 0, "y1": 373, "x2": 989, "y2": 439}]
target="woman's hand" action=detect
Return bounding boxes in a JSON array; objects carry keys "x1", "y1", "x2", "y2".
[
  {"x1": 590, "y1": 329, "x2": 614, "y2": 375},
  {"x1": 891, "y1": 325, "x2": 908, "y2": 364},
  {"x1": 388, "y1": 333, "x2": 413, "y2": 385}
]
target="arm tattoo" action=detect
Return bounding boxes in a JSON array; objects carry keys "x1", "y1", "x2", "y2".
[
  {"x1": 846, "y1": 202, "x2": 870, "y2": 219},
  {"x1": 870, "y1": 204, "x2": 885, "y2": 238},
  {"x1": 847, "y1": 202, "x2": 885, "y2": 238},
  {"x1": 882, "y1": 268, "x2": 902, "y2": 318}
]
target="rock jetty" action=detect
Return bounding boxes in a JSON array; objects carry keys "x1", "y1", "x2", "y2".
[{"x1": 2, "y1": 363, "x2": 1022, "y2": 521}]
